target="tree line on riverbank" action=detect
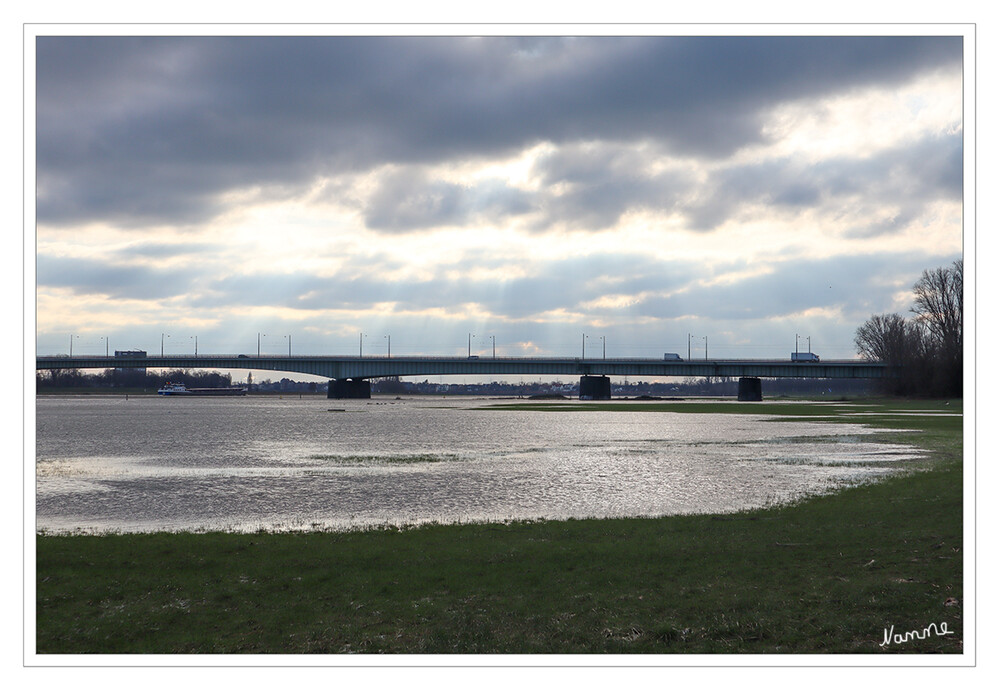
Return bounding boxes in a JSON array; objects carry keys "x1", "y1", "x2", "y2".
[
  {"x1": 372, "y1": 377, "x2": 874, "y2": 397},
  {"x1": 36, "y1": 368, "x2": 234, "y2": 391},
  {"x1": 855, "y1": 260, "x2": 962, "y2": 398}
]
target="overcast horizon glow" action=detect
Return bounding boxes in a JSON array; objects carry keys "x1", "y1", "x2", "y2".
[{"x1": 33, "y1": 33, "x2": 965, "y2": 381}]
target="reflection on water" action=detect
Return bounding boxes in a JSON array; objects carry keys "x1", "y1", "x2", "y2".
[{"x1": 35, "y1": 396, "x2": 926, "y2": 533}]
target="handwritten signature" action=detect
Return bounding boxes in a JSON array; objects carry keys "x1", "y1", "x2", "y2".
[{"x1": 880, "y1": 622, "x2": 954, "y2": 647}]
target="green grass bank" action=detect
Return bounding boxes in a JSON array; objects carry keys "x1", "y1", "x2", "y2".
[{"x1": 36, "y1": 399, "x2": 963, "y2": 654}]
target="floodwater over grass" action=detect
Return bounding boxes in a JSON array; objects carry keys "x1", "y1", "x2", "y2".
[
  {"x1": 36, "y1": 396, "x2": 928, "y2": 534},
  {"x1": 35, "y1": 398, "x2": 964, "y2": 654}
]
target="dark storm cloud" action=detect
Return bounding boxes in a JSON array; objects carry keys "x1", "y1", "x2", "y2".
[
  {"x1": 113, "y1": 241, "x2": 223, "y2": 259},
  {"x1": 682, "y1": 131, "x2": 963, "y2": 234},
  {"x1": 35, "y1": 243, "x2": 224, "y2": 300},
  {"x1": 37, "y1": 254, "x2": 203, "y2": 299},
  {"x1": 363, "y1": 169, "x2": 534, "y2": 232},
  {"x1": 633, "y1": 252, "x2": 957, "y2": 322},
  {"x1": 36, "y1": 35, "x2": 961, "y2": 229},
  {"x1": 194, "y1": 253, "x2": 704, "y2": 319},
  {"x1": 362, "y1": 125, "x2": 963, "y2": 235},
  {"x1": 526, "y1": 142, "x2": 692, "y2": 231},
  {"x1": 467, "y1": 128, "x2": 960, "y2": 234},
  {"x1": 177, "y1": 249, "x2": 959, "y2": 330}
]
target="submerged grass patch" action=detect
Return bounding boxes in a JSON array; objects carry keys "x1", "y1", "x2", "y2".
[
  {"x1": 306, "y1": 453, "x2": 460, "y2": 465},
  {"x1": 36, "y1": 399, "x2": 963, "y2": 655},
  {"x1": 489, "y1": 398, "x2": 961, "y2": 418}
]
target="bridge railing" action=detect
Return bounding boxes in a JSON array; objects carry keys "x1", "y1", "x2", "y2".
[{"x1": 38, "y1": 353, "x2": 873, "y2": 364}]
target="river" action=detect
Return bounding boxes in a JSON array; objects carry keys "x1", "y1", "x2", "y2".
[{"x1": 34, "y1": 395, "x2": 923, "y2": 533}]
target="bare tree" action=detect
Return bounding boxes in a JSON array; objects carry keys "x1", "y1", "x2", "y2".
[
  {"x1": 912, "y1": 260, "x2": 963, "y2": 355},
  {"x1": 855, "y1": 313, "x2": 928, "y2": 395},
  {"x1": 912, "y1": 260, "x2": 963, "y2": 396},
  {"x1": 854, "y1": 313, "x2": 919, "y2": 363},
  {"x1": 854, "y1": 260, "x2": 963, "y2": 397}
]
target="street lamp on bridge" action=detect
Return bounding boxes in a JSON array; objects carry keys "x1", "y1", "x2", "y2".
[
  {"x1": 162, "y1": 333, "x2": 170, "y2": 357},
  {"x1": 689, "y1": 334, "x2": 706, "y2": 360},
  {"x1": 384, "y1": 335, "x2": 391, "y2": 358},
  {"x1": 359, "y1": 332, "x2": 366, "y2": 357},
  {"x1": 468, "y1": 333, "x2": 475, "y2": 358}
]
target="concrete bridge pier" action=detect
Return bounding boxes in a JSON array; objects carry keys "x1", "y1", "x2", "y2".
[
  {"x1": 328, "y1": 378, "x2": 371, "y2": 399},
  {"x1": 579, "y1": 375, "x2": 611, "y2": 400},
  {"x1": 737, "y1": 377, "x2": 763, "y2": 401}
]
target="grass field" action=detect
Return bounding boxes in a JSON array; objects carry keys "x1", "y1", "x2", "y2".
[{"x1": 35, "y1": 398, "x2": 964, "y2": 654}]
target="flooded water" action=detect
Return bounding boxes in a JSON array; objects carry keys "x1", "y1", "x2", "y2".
[{"x1": 35, "y1": 395, "x2": 925, "y2": 533}]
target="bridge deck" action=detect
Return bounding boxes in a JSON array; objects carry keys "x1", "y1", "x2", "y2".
[{"x1": 37, "y1": 355, "x2": 887, "y2": 380}]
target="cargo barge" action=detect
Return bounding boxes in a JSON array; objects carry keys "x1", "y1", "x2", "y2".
[{"x1": 157, "y1": 382, "x2": 247, "y2": 396}]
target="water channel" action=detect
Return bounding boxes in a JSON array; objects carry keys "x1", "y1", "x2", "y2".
[{"x1": 35, "y1": 395, "x2": 926, "y2": 534}]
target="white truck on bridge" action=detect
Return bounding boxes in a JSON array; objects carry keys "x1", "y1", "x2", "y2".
[{"x1": 791, "y1": 352, "x2": 820, "y2": 362}]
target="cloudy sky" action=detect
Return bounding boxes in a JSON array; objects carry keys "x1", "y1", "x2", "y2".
[{"x1": 33, "y1": 32, "x2": 965, "y2": 376}]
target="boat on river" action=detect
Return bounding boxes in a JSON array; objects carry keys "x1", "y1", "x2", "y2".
[{"x1": 157, "y1": 382, "x2": 247, "y2": 396}]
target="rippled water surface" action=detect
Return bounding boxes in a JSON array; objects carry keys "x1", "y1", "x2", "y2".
[{"x1": 35, "y1": 396, "x2": 924, "y2": 533}]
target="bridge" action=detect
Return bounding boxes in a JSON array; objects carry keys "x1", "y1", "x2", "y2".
[{"x1": 36, "y1": 354, "x2": 887, "y2": 401}]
